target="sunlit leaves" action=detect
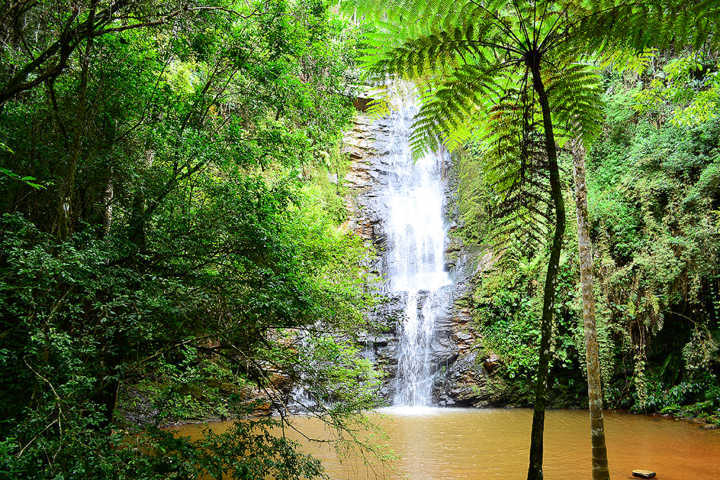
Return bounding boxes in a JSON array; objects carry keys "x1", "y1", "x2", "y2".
[{"x1": 0, "y1": 1, "x2": 377, "y2": 478}]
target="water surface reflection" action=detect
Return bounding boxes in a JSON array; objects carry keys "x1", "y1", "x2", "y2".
[{"x1": 176, "y1": 408, "x2": 720, "y2": 479}]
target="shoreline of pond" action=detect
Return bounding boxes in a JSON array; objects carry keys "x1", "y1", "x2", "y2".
[{"x1": 162, "y1": 406, "x2": 720, "y2": 431}]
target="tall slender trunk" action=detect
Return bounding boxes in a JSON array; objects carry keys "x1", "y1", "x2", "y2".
[
  {"x1": 527, "y1": 57, "x2": 565, "y2": 480},
  {"x1": 102, "y1": 169, "x2": 113, "y2": 236},
  {"x1": 571, "y1": 138, "x2": 611, "y2": 480},
  {"x1": 55, "y1": 0, "x2": 97, "y2": 239}
]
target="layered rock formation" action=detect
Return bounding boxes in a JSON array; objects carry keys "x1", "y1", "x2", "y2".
[{"x1": 343, "y1": 108, "x2": 502, "y2": 406}]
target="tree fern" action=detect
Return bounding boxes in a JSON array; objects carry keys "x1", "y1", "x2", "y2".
[
  {"x1": 345, "y1": 2, "x2": 610, "y2": 479},
  {"x1": 347, "y1": 2, "x2": 719, "y2": 479},
  {"x1": 573, "y1": 0, "x2": 720, "y2": 53}
]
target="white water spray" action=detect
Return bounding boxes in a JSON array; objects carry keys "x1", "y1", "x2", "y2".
[{"x1": 382, "y1": 91, "x2": 451, "y2": 407}]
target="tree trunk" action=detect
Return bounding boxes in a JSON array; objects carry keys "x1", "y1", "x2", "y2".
[
  {"x1": 571, "y1": 138, "x2": 611, "y2": 480},
  {"x1": 527, "y1": 58, "x2": 566, "y2": 480},
  {"x1": 102, "y1": 170, "x2": 113, "y2": 236},
  {"x1": 129, "y1": 149, "x2": 154, "y2": 253},
  {"x1": 55, "y1": 0, "x2": 97, "y2": 239}
]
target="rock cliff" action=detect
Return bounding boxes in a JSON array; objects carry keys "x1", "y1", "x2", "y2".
[{"x1": 343, "y1": 108, "x2": 503, "y2": 406}]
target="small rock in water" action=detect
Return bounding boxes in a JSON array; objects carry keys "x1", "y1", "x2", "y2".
[{"x1": 632, "y1": 470, "x2": 656, "y2": 478}]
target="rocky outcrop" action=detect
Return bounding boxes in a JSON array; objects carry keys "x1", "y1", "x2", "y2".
[
  {"x1": 343, "y1": 114, "x2": 388, "y2": 248},
  {"x1": 342, "y1": 111, "x2": 399, "y2": 399},
  {"x1": 434, "y1": 152, "x2": 502, "y2": 406},
  {"x1": 343, "y1": 108, "x2": 501, "y2": 406}
]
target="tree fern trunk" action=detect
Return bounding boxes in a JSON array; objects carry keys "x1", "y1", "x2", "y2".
[
  {"x1": 571, "y1": 138, "x2": 611, "y2": 480},
  {"x1": 527, "y1": 58, "x2": 565, "y2": 480}
]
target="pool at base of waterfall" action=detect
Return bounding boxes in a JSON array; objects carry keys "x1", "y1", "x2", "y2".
[{"x1": 174, "y1": 408, "x2": 720, "y2": 480}]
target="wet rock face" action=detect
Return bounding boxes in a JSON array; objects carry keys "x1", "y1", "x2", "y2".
[
  {"x1": 344, "y1": 110, "x2": 497, "y2": 406},
  {"x1": 343, "y1": 114, "x2": 390, "y2": 258}
]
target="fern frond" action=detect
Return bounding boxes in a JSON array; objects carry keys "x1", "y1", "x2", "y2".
[
  {"x1": 573, "y1": 0, "x2": 720, "y2": 54},
  {"x1": 546, "y1": 60, "x2": 604, "y2": 144}
]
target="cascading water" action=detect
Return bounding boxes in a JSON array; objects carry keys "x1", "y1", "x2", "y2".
[{"x1": 382, "y1": 91, "x2": 451, "y2": 407}]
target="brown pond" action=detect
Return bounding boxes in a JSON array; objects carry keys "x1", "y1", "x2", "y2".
[{"x1": 174, "y1": 407, "x2": 720, "y2": 479}]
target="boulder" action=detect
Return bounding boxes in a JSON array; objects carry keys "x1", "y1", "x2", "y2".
[{"x1": 483, "y1": 354, "x2": 501, "y2": 372}]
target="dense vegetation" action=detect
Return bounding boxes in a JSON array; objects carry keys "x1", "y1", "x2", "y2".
[
  {"x1": 347, "y1": 2, "x2": 719, "y2": 478},
  {"x1": 459, "y1": 51, "x2": 720, "y2": 424},
  {"x1": 2, "y1": 0, "x2": 720, "y2": 479},
  {"x1": 0, "y1": 1, "x2": 383, "y2": 479}
]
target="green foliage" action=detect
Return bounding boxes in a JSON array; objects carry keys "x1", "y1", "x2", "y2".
[
  {"x1": 473, "y1": 264, "x2": 543, "y2": 381},
  {"x1": 468, "y1": 237, "x2": 593, "y2": 406},
  {"x1": 0, "y1": 1, "x2": 383, "y2": 478},
  {"x1": 349, "y1": 0, "x2": 604, "y2": 158},
  {"x1": 573, "y1": 0, "x2": 720, "y2": 53},
  {"x1": 588, "y1": 56, "x2": 720, "y2": 414},
  {"x1": 458, "y1": 51, "x2": 720, "y2": 418},
  {"x1": 0, "y1": 170, "x2": 43, "y2": 189}
]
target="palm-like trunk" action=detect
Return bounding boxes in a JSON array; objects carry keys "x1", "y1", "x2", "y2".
[
  {"x1": 571, "y1": 138, "x2": 611, "y2": 480},
  {"x1": 527, "y1": 57, "x2": 566, "y2": 480}
]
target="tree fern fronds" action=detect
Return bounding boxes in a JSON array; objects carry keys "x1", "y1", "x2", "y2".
[
  {"x1": 544, "y1": 60, "x2": 604, "y2": 143},
  {"x1": 571, "y1": 0, "x2": 720, "y2": 54},
  {"x1": 359, "y1": 27, "x2": 484, "y2": 89},
  {"x1": 488, "y1": 209, "x2": 550, "y2": 248}
]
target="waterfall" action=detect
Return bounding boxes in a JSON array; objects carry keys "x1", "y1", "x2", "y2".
[{"x1": 382, "y1": 91, "x2": 451, "y2": 407}]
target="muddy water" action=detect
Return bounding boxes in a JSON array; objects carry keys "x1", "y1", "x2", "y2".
[{"x1": 175, "y1": 407, "x2": 720, "y2": 479}]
